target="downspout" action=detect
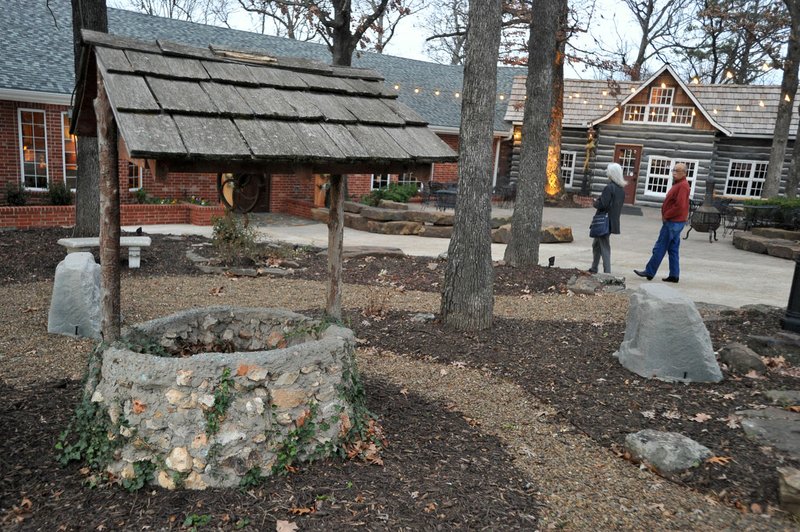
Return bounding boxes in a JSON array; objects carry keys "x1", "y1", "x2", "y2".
[{"x1": 493, "y1": 128, "x2": 514, "y2": 188}]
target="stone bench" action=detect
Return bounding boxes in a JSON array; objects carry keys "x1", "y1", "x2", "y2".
[{"x1": 57, "y1": 236, "x2": 152, "y2": 268}]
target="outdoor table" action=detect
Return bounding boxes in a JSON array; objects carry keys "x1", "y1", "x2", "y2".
[{"x1": 435, "y1": 190, "x2": 458, "y2": 211}]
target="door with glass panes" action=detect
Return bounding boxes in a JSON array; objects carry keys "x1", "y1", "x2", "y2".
[{"x1": 613, "y1": 144, "x2": 642, "y2": 205}]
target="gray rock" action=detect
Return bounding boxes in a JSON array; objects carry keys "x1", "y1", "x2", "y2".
[
  {"x1": 739, "y1": 408, "x2": 800, "y2": 458},
  {"x1": 377, "y1": 199, "x2": 409, "y2": 210},
  {"x1": 624, "y1": 429, "x2": 712, "y2": 473},
  {"x1": 343, "y1": 201, "x2": 364, "y2": 214},
  {"x1": 747, "y1": 331, "x2": 800, "y2": 365},
  {"x1": 317, "y1": 246, "x2": 405, "y2": 260},
  {"x1": 410, "y1": 313, "x2": 436, "y2": 323},
  {"x1": 567, "y1": 275, "x2": 600, "y2": 295},
  {"x1": 718, "y1": 343, "x2": 767, "y2": 374},
  {"x1": 594, "y1": 273, "x2": 626, "y2": 290},
  {"x1": 47, "y1": 252, "x2": 102, "y2": 339},
  {"x1": 778, "y1": 467, "x2": 800, "y2": 518},
  {"x1": 614, "y1": 285, "x2": 723, "y2": 383},
  {"x1": 360, "y1": 206, "x2": 408, "y2": 222},
  {"x1": 418, "y1": 225, "x2": 453, "y2": 238},
  {"x1": 765, "y1": 390, "x2": 800, "y2": 406}
]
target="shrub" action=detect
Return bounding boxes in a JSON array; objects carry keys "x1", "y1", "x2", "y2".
[
  {"x1": 48, "y1": 181, "x2": 73, "y2": 205},
  {"x1": 360, "y1": 183, "x2": 419, "y2": 206},
  {"x1": 133, "y1": 188, "x2": 148, "y2": 204},
  {"x1": 742, "y1": 197, "x2": 800, "y2": 228},
  {"x1": 5, "y1": 183, "x2": 26, "y2": 206},
  {"x1": 211, "y1": 212, "x2": 258, "y2": 263}
]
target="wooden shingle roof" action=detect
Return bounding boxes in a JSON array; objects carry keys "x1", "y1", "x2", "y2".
[{"x1": 73, "y1": 30, "x2": 456, "y2": 173}]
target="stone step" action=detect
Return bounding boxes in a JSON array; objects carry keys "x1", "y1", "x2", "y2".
[
  {"x1": 732, "y1": 233, "x2": 800, "y2": 260},
  {"x1": 751, "y1": 227, "x2": 800, "y2": 240}
]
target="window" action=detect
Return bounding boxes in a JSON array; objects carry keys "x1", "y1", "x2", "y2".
[
  {"x1": 560, "y1": 151, "x2": 576, "y2": 187},
  {"x1": 623, "y1": 86, "x2": 693, "y2": 127},
  {"x1": 127, "y1": 162, "x2": 143, "y2": 190},
  {"x1": 644, "y1": 157, "x2": 698, "y2": 197},
  {"x1": 62, "y1": 113, "x2": 77, "y2": 190},
  {"x1": 371, "y1": 173, "x2": 390, "y2": 190},
  {"x1": 18, "y1": 109, "x2": 48, "y2": 189},
  {"x1": 724, "y1": 160, "x2": 767, "y2": 198},
  {"x1": 397, "y1": 172, "x2": 421, "y2": 190}
]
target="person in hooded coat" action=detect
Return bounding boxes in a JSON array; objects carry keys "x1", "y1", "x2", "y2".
[{"x1": 589, "y1": 163, "x2": 626, "y2": 274}]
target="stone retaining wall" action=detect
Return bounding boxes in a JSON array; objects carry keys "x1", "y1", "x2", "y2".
[{"x1": 92, "y1": 307, "x2": 357, "y2": 489}]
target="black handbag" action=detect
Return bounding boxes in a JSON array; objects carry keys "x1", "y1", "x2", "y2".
[{"x1": 589, "y1": 212, "x2": 610, "y2": 238}]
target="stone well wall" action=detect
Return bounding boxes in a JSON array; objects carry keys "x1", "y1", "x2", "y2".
[{"x1": 91, "y1": 307, "x2": 357, "y2": 489}]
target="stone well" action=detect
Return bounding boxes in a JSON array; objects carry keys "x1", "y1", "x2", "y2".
[{"x1": 90, "y1": 306, "x2": 358, "y2": 489}]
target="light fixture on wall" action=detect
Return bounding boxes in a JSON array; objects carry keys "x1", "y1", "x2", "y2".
[{"x1": 513, "y1": 128, "x2": 522, "y2": 142}]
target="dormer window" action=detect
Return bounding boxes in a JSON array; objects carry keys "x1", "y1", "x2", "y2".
[{"x1": 623, "y1": 85, "x2": 694, "y2": 127}]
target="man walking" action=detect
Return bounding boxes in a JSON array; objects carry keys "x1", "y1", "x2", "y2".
[{"x1": 634, "y1": 162, "x2": 691, "y2": 283}]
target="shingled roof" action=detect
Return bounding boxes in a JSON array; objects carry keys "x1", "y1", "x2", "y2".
[
  {"x1": 1, "y1": 0, "x2": 522, "y2": 133},
  {"x1": 72, "y1": 31, "x2": 456, "y2": 172},
  {"x1": 505, "y1": 68, "x2": 800, "y2": 139}
]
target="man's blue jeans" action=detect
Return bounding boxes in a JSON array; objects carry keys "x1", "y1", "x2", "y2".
[{"x1": 644, "y1": 221, "x2": 685, "y2": 278}]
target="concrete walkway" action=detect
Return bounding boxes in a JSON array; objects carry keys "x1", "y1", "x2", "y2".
[{"x1": 125, "y1": 203, "x2": 796, "y2": 309}]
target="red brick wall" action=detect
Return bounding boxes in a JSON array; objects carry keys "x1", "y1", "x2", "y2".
[
  {"x1": 432, "y1": 134, "x2": 459, "y2": 184},
  {"x1": 0, "y1": 203, "x2": 224, "y2": 230}
]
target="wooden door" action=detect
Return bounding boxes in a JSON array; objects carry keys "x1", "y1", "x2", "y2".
[{"x1": 613, "y1": 144, "x2": 642, "y2": 205}]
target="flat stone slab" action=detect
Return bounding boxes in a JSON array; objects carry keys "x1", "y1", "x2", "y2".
[
  {"x1": 765, "y1": 390, "x2": 800, "y2": 406},
  {"x1": 752, "y1": 227, "x2": 800, "y2": 240},
  {"x1": 318, "y1": 246, "x2": 405, "y2": 259},
  {"x1": 624, "y1": 429, "x2": 712, "y2": 473},
  {"x1": 738, "y1": 407, "x2": 800, "y2": 458}
]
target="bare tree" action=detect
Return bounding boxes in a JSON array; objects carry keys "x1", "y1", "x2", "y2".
[
  {"x1": 677, "y1": 0, "x2": 789, "y2": 83},
  {"x1": 762, "y1": 0, "x2": 800, "y2": 198},
  {"x1": 421, "y1": 0, "x2": 467, "y2": 64},
  {"x1": 237, "y1": 0, "x2": 319, "y2": 38},
  {"x1": 440, "y1": 0, "x2": 503, "y2": 331},
  {"x1": 502, "y1": 0, "x2": 562, "y2": 267},
  {"x1": 236, "y1": 1, "x2": 420, "y2": 60},
  {"x1": 70, "y1": 0, "x2": 106, "y2": 237}
]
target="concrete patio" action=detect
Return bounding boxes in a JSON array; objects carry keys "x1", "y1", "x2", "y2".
[{"x1": 125, "y1": 203, "x2": 796, "y2": 309}]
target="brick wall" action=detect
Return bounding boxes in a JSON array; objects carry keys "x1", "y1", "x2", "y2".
[
  {"x1": 432, "y1": 134, "x2": 459, "y2": 184},
  {"x1": 0, "y1": 203, "x2": 224, "y2": 230}
]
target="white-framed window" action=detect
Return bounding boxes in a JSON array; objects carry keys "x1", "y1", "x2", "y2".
[
  {"x1": 644, "y1": 156, "x2": 699, "y2": 197},
  {"x1": 724, "y1": 160, "x2": 767, "y2": 198},
  {"x1": 127, "y1": 162, "x2": 143, "y2": 190},
  {"x1": 371, "y1": 173, "x2": 390, "y2": 190},
  {"x1": 560, "y1": 151, "x2": 576, "y2": 188},
  {"x1": 61, "y1": 112, "x2": 77, "y2": 191},
  {"x1": 397, "y1": 172, "x2": 422, "y2": 190},
  {"x1": 18, "y1": 108, "x2": 49, "y2": 189},
  {"x1": 623, "y1": 86, "x2": 694, "y2": 127}
]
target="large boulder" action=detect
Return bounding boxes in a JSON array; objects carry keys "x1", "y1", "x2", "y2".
[
  {"x1": 733, "y1": 233, "x2": 770, "y2": 254},
  {"x1": 366, "y1": 220, "x2": 423, "y2": 235},
  {"x1": 310, "y1": 208, "x2": 329, "y2": 223},
  {"x1": 405, "y1": 210, "x2": 454, "y2": 225},
  {"x1": 614, "y1": 285, "x2": 723, "y2": 382},
  {"x1": 359, "y1": 206, "x2": 408, "y2": 222},
  {"x1": 540, "y1": 225, "x2": 574, "y2": 243},
  {"x1": 419, "y1": 225, "x2": 453, "y2": 238},
  {"x1": 344, "y1": 212, "x2": 370, "y2": 232},
  {"x1": 48, "y1": 252, "x2": 102, "y2": 339},
  {"x1": 492, "y1": 224, "x2": 512, "y2": 244},
  {"x1": 624, "y1": 430, "x2": 712, "y2": 473},
  {"x1": 377, "y1": 199, "x2": 408, "y2": 210},
  {"x1": 343, "y1": 201, "x2": 364, "y2": 214}
]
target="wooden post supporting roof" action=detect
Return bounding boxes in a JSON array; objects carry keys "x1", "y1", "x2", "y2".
[
  {"x1": 94, "y1": 74, "x2": 121, "y2": 341},
  {"x1": 326, "y1": 174, "x2": 345, "y2": 319}
]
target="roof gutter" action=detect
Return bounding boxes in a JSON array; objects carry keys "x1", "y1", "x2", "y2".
[
  {"x1": 0, "y1": 88, "x2": 71, "y2": 106},
  {"x1": 429, "y1": 124, "x2": 514, "y2": 138}
]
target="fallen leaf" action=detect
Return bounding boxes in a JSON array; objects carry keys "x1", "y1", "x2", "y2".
[
  {"x1": 761, "y1": 356, "x2": 786, "y2": 369},
  {"x1": 209, "y1": 286, "x2": 225, "y2": 296},
  {"x1": 276, "y1": 519, "x2": 299, "y2": 532},
  {"x1": 706, "y1": 455, "x2": 733, "y2": 465},
  {"x1": 22, "y1": 307, "x2": 40, "y2": 313},
  {"x1": 744, "y1": 370, "x2": 766, "y2": 380},
  {"x1": 750, "y1": 503, "x2": 763, "y2": 514},
  {"x1": 722, "y1": 393, "x2": 736, "y2": 400},
  {"x1": 520, "y1": 294, "x2": 533, "y2": 300},
  {"x1": 661, "y1": 410, "x2": 681, "y2": 420},
  {"x1": 423, "y1": 502, "x2": 437, "y2": 513},
  {"x1": 719, "y1": 414, "x2": 740, "y2": 429},
  {"x1": 786, "y1": 405, "x2": 800, "y2": 413},
  {"x1": 640, "y1": 410, "x2": 656, "y2": 419},
  {"x1": 463, "y1": 416, "x2": 481, "y2": 427},
  {"x1": 439, "y1": 368, "x2": 448, "y2": 377},
  {"x1": 399, "y1": 388, "x2": 408, "y2": 396},
  {"x1": 451, "y1": 361, "x2": 466, "y2": 369},
  {"x1": 691, "y1": 413, "x2": 712, "y2": 423},
  {"x1": 289, "y1": 507, "x2": 314, "y2": 516},
  {"x1": 236, "y1": 364, "x2": 251, "y2": 377}
]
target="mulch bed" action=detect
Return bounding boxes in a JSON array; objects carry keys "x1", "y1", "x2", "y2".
[
  {"x1": 0, "y1": 378, "x2": 535, "y2": 530},
  {"x1": 350, "y1": 308, "x2": 800, "y2": 512},
  {"x1": 1, "y1": 227, "x2": 798, "y2": 526}
]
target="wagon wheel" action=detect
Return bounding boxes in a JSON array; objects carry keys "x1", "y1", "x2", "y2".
[{"x1": 217, "y1": 173, "x2": 263, "y2": 213}]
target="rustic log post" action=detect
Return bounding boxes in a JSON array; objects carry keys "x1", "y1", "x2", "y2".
[
  {"x1": 94, "y1": 74, "x2": 121, "y2": 341},
  {"x1": 326, "y1": 173, "x2": 344, "y2": 320}
]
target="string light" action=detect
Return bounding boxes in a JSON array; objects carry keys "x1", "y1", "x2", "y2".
[
  {"x1": 434, "y1": 89, "x2": 440, "y2": 96},
  {"x1": 691, "y1": 77, "x2": 699, "y2": 84},
  {"x1": 762, "y1": 62, "x2": 770, "y2": 71},
  {"x1": 713, "y1": 108, "x2": 718, "y2": 114},
  {"x1": 759, "y1": 100, "x2": 765, "y2": 107},
  {"x1": 393, "y1": 83, "x2": 400, "y2": 90},
  {"x1": 726, "y1": 71, "x2": 734, "y2": 79},
  {"x1": 454, "y1": 92, "x2": 460, "y2": 98},
  {"x1": 601, "y1": 90, "x2": 608, "y2": 96},
  {"x1": 786, "y1": 94, "x2": 792, "y2": 102},
  {"x1": 736, "y1": 105, "x2": 741, "y2": 111},
  {"x1": 413, "y1": 87, "x2": 420, "y2": 94},
  {"x1": 630, "y1": 87, "x2": 636, "y2": 93},
  {"x1": 498, "y1": 94, "x2": 505, "y2": 100}
]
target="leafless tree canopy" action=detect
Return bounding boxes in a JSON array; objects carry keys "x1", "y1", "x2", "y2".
[
  {"x1": 420, "y1": 0, "x2": 467, "y2": 64},
  {"x1": 108, "y1": 0, "x2": 234, "y2": 26}
]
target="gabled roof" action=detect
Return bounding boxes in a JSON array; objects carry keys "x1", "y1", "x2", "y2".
[
  {"x1": 507, "y1": 66, "x2": 800, "y2": 139},
  {"x1": 588, "y1": 64, "x2": 732, "y2": 135},
  {"x1": 1, "y1": 0, "x2": 523, "y2": 132},
  {"x1": 73, "y1": 31, "x2": 455, "y2": 171}
]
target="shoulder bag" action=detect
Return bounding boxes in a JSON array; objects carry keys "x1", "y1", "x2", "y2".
[{"x1": 589, "y1": 212, "x2": 610, "y2": 238}]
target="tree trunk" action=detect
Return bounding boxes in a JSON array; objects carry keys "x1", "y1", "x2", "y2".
[
  {"x1": 326, "y1": 174, "x2": 344, "y2": 320},
  {"x1": 503, "y1": 0, "x2": 562, "y2": 267},
  {"x1": 71, "y1": 0, "x2": 107, "y2": 237},
  {"x1": 439, "y1": 0, "x2": 502, "y2": 332},
  {"x1": 763, "y1": 0, "x2": 800, "y2": 198},
  {"x1": 545, "y1": 11, "x2": 568, "y2": 198},
  {"x1": 95, "y1": 75, "x2": 121, "y2": 341}
]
